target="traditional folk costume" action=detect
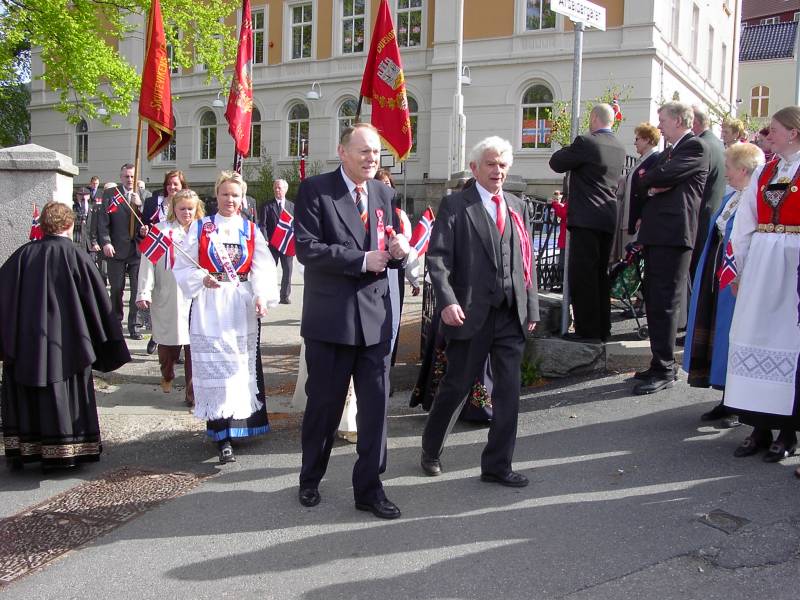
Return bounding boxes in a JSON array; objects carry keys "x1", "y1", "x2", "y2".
[
  {"x1": 724, "y1": 152, "x2": 800, "y2": 433},
  {"x1": 0, "y1": 235, "x2": 131, "y2": 469},
  {"x1": 136, "y1": 220, "x2": 194, "y2": 404},
  {"x1": 684, "y1": 189, "x2": 739, "y2": 388},
  {"x1": 173, "y1": 214, "x2": 278, "y2": 444}
]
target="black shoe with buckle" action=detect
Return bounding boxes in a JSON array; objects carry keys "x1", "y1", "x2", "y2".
[{"x1": 218, "y1": 441, "x2": 236, "y2": 464}]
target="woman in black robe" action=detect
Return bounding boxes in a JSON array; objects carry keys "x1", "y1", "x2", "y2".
[{"x1": 0, "y1": 202, "x2": 131, "y2": 471}]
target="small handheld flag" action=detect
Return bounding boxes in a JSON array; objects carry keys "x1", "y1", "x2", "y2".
[
  {"x1": 718, "y1": 241, "x2": 737, "y2": 289},
  {"x1": 138, "y1": 224, "x2": 174, "y2": 265},
  {"x1": 29, "y1": 204, "x2": 43, "y2": 240},
  {"x1": 611, "y1": 96, "x2": 623, "y2": 122},
  {"x1": 409, "y1": 206, "x2": 435, "y2": 255},
  {"x1": 107, "y1": 188, "x2": 126, "y2": 214},
  {"x1": 269, "y1": 209, "x2": 296, "y2": 257}
]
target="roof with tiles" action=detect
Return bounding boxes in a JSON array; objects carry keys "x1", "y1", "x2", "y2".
[{"x1": 739, "y1": 21, "x2": 798, "y2": 61}]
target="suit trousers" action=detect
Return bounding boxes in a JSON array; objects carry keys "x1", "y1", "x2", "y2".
[
  {"x1": 422, "y1": 304, "x2": 525, "y2": 476},
  {"x1": 107, "y1": 255, "x2": 140, "y2": 333},
  {"x1": 269, "y1": 247, "x2": 293, "y2": 301},
  {"x1": 300, "y1": 338, "x2": 391, "y2": 503},
  {"x1": 568, "y1": 227, "x2": 613, "y2": 339},
  {"x1": 643, "y1": 245, "x2": 692, "y2": 374}
]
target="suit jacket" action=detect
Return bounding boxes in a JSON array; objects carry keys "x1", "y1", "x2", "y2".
[
  {"x1": 96, "y1": 186, "x2": 142, "y2": 261},
  {"x1": 637, "y1": 133, "x2": 710, "y2": 248},
  {"x1": 259, "y1": 197, "x2": 295, "y2": 244},
  {"x1": 295, "y1": 169, "x2": 403, "y2": 347},
  {"x1": 426, "y1": 186, "x2": 540, "y2": 340},
  {"x1": 549, "y1": 130, "x2": 627, "y2": 234},
  {"x1": 627, "y1": 150, "x2": 661, "y2": 233},
  {"x1": 72, "y1": 200, "x2": 94, "y2": 251},
  {"x1": 142, "y1": 192, "x2": 167, "y2": 227},
  {"x1": 697, "y1": 129, "x2": 726, "y2": 234}
]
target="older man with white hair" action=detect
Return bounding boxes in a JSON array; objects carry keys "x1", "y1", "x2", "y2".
[{"x1": 420, "y1": 136, "x2": 539, "y2": 487}]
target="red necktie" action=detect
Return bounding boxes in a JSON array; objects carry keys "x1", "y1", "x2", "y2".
[
  {"x1": 492, "y1": 194, "x2": 505, "y2": 235},
  {"x1": 355, "y1": 185, "x2": 368, "y2": 229}
]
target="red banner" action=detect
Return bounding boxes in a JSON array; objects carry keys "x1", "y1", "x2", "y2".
[
  {"x1": 139, "y1": 0, "x2": 174, "y2": 160},
  {"x1": 226, "y1": 0, "x2": 255, "y2": 157},
  {"x1": 360, "y1": 0, "x2": 412, "y2": 161}
]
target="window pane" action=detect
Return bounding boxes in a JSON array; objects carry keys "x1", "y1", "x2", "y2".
[
  {"x1": 339, "y1": 98, "x2": 358, "y2": 117},
  {"x1": 343, "y1": 19, "x2": 354, "y2": 53},
  {"x1": 209, "y1": 128, "x2": 216, "y2": 159},
  {"x1": 354, "y1": 17, "x2": 364, "y2": 52},
  {"x1": 407, "y1": 95, "x2": 418, "y2": 113},
  {"x1": 201, "y1": 111, "x2": 215, "y2": 125},
  {"x1": 293, "y1": 27, "x2": 302, "y2": 58},
  {"x1": 293, "y1": 5, "x2": 303, "y2": 22},
  {"x1": 344, "y1": 0, "x2": 353, "y2": 17},
  {"x1": 302, "y1": 24, "x2": 311, "y2": 57}
]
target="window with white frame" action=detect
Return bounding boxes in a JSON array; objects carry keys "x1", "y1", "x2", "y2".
[
  {"x1": 794, "y1": 12, "x2": 800, "y2": 22},
  {"x1": 288, "y1": 102, "x2": 309, "y2": 157},
  {"x1": 690, "y1": 4, "x2": 699, "y2": 63},
  {"x1": 720, "y1": 42, "x2": 727, "y2": 93},
  {"x1": 341, "y1": 0, "x2": 366, "y2": 54},
  {"x1": 252, "y1": 8, "x2": 266, "y2": 64},
  {"x1": 407, "y1": 94, "x2": 418, "y2": 154},
  {"x1": 707, "y1": 26, "x2": 714, "y2": 80},
  {"x1": 760, "y1": 17, "x2": 779, "y2": 25},
  {"x1": 337, "y1": 98, "x2": 358, "y2": 142},
  {"x1": 249, "y1": 107, "x2": 262, "y2": 158},
  {"x1": 520, "y1": 84, "x2": 553, "y2": 150},
  {"x1": 199, "y1": 110, "x2": 217, "y2": 160},
  {"x1": 525, "y1": 0, "x2": 555, "y2": 31},
  {"x1": 76, "y1": 119, "x2": 88, "y2": 165},
  {"x1": 671, "y1": 0, "x2": 680, "y2": 47},
  {"x1": 396, "y1": 0, "x2": 423, "y2": 48},
  {"x1": 751, "y1": 86, "x2": 770, "y2": 118},
  {"x1": 291, "y1": 2, "x2": 313, "y2": 59},
  {"x1": 160, "y1": 134, "x2": 177, "y2": 162}
]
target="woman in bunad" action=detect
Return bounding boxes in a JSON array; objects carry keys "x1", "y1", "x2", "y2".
[
  {"x1": 684, "y1": 143, "x2": 765, "y2": 427},
  {"x1": 173, "y1": 171, "x2": 279, "y2": 463},
  {"x1": 724, "y1": 106, "x2": 800, "y2": 464},
  {"x1": 136, "y1": 190, "x2": 205, "y2": 406}
]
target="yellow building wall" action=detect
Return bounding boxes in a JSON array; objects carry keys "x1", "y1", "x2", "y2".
[
  {"x1": 317, "y1": 0, "x2": 333, "y2": 59},
  {"x1": 464, "y1": 0, "x2": 514, "y2": 39},
  {"x1": 268, "y1": 0, "x2": 283, "y2": 65}
]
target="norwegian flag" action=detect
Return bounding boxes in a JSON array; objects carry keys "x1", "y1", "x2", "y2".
[
  {"x1": 29, "y1": 204, "x2": 43, "y2": 240},
  {"x1": 138, "y1": 224, "x2": 173, "y2": 265},
  {"x1": 269, "y1": 209, "x2": 296, "y2": 256},
  {"x1": 409, "y1": 206, "x2": 435, "y2": 256},
  {"x1": 611, "y1": 96, "x2": 623, "y2": 122},
  {"x1": 717, "y1": 240, "x2": 737, "y2": 289},
  {"x1": 107, "y1": 188, "x2": 126, "y2": 214}
]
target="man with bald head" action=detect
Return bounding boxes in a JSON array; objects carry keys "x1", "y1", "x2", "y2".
[
  {"x1": 549, "y1": 103, "x2": 626, "y2": 342},
  {"x1": 260, "y1": 178, "x2": 295, "y2": 303}
]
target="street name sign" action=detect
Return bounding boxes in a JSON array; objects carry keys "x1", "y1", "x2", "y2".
[{"x1": 550, "y1": 0, "x2": 606, "y2": 31}]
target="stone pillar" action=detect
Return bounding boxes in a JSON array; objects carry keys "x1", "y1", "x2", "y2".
[{"x1": 0, "y1": 144, "x2": 79, "y2": 264}]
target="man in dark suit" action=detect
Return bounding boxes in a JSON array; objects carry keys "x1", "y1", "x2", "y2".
[
  {"x1": 549, "y1": 104, "x2": 626, "y2": 342},
  {"x1": 690, "y1": 105, "x2": 727, "y2": 277},
  {"x1": 294, "y1": 123, "x2": 410, "y2": 519},
  {"x1": 259, "y1": 179, "x2": 294, "y2": 304},
  {"x1": 88, "y1": 176, "x2": 101, "y2": 203},
  {"x1": 97, "y1": 163, "x2": 144, "y2": 340},
  {"x1": 72, "y1": 187, "x2": 94, "y2": 256},
  {"x1": 420, "y1": 136, "x2": 539, "y2": 487},
  {"x1": 635, "y1": 102, "x2": 710, "y2": 395}
]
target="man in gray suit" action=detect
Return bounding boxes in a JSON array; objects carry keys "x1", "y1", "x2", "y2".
[
  {"x1": 420, "y1": 136, "x2": 539, "y2": 487},
  {"x1": 97, "y1": 163, "x2": 144, "y2": 340}
]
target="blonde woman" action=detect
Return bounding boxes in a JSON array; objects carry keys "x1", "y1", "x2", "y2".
[
  {"x1": 136, "y1": 190, "x2": 205, "y2": 406},
  {"x1": 173, "y1": 172, "x2": 279, "y2": 463}
]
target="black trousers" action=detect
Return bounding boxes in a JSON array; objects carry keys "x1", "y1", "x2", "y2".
[
  {"x1": 300, "y1": 338, "x2": 391, "y2": 504},
  {"x1": 269, "y1": 247, "x2": 293, "y2": 301},
  {"x1": 643, "y1": 245, "x2": 692, "y2": 374},
  {"x1": 107, "y1": 255, "x2": 140, "y2": 333},
  {"x1": 568, "y1": 227, "x2": 613, "y2": 339},
  {"x1": 422, "y1": 304, "x2": 525, "y2": 476}
]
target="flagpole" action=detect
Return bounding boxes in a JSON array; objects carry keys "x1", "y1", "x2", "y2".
[
  {"x1": 355, "y1": 95, "x2": 364, "y2": 122},
  {"x1": 133, "y1": 117, "x2": 144, "y2": 202}
]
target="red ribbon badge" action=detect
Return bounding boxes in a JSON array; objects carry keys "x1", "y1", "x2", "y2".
[
  {"x1": 202, "y1": 221, "x2": 216, "y2": 234},
  {"x1": 376, "y1": 209, "x2": 385, "y2": 251}
]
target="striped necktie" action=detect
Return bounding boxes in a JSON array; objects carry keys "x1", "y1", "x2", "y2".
[{"x1": 355, "y1": 185, "x2": 368, "y2": 229}]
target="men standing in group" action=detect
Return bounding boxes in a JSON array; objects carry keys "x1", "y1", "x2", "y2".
[
  {"x1": 549, "y1": 104, "x2": 626, "y2": 342},
  {"x1": 420, "y1": 136, "x2": 539, "y2": 488},
  {"x1": 690, "y1": 105, "x2": 726, "y2": 277},
  {"x1": 97, "y1": 163, "x2": 144, "y2": 340},
  {"x1": 88, "y1": 176, "x2": 101, "y2": 202},
  {"x1": 72, "y1": 187, "x2": 94, "y2": 257},
  {"x1": 294, "y1": 123, "x2": 410, "y2": 519},
  {"x1": 634, "y1": 102, "x2": 709, "y2": 395},
  {"x1": 260, "y1": 179, "x2": 294, "y2": 304}
]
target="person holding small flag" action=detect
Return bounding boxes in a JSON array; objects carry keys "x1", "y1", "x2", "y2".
[
  {"x1": 259, "y1": 178, "x2": 295, "y2": 304},
  {"x1": 136, "y1": 190, "x2": 205, "y2": 406},
  {"x1": 722, "y1": 106, "x2": 800, "y2": 465},
  {"x1": 173, "y1": 171, "x2": 279, "y2": 464},
  {"x1": 683, "y1": 143, "x2": 764, "y2": 429}
]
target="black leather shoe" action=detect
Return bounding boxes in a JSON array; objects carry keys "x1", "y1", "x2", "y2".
[
  {"x1": 218, "y1": 441, "x2": 236, "y2": 464},
  {"x1": 129, "y1": 331, "x2": 144, "y2": 341},
  {"x1": 146, "y1": 339, "x2": 157, "y2": 354},
  {"x1": 720, "y1": 415, "x2": 741, "y2": 429},
  {"x1": 299, "y1": 487, "x2": 321, "y2": 507},
  {"x1": 421, "y1": 452, "x2": 441, "y2": 476},
  {"x1": 700, "y1": 402, "x2": 728, "y2": 421},
  {"x1": 733, "y1": 434, "x2": 772, "y2": 457},
  {"x1": 279, "y1": 298, "x2": 291, "y2": 304},
  {"x1": 763, "y1": 441, "x2": 797, "y2": 463},
  {"x1": 480, "y1": 471, "x2": 529, "y2": 487},
  {"x1": 355, "y1": 498, "x2": 401, "y2": 519},
  {"x1": 633, "y1": 376, "x2": 675, "y2": 395},
  {"x1": 634, "y1": 368, "x2": 678, "y2": 381}
]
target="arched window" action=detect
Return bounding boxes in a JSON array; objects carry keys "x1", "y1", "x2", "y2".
[
  {"x1": 250, "y1": 107, "x2": 262, "y2": 158},
  {"x1": 199, "y1": 111, "x2": 217, "y2": 160},
  {"x1": 520, "y1": 84, "x2": 553, "y2": 149},
  {"x1": 76, "y1": 119, "x2": 89, "y2": 165},
  {"x1": 160, "y1": 133, "x2": 177, "y2": 162},
  {"x1": 288, "y1": 102, "x2": 309, "y2": 157},
  {"x1": 751, "y1": 85, "x2": 770, "y2": 118},
  {"x1": 407, "y1": 93, "x2": 418, "y2": 154},
  {"x1": 337, "y1": 98, "x2": 358, "y2": 143}
]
